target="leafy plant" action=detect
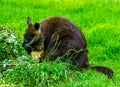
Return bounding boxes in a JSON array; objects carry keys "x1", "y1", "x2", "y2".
[
  {"x1": 0, "y1": 26, "x2": 32, "y2": 72},
  {"x1": 0, "y1": 26, "x2": 27, "y2": 62}
]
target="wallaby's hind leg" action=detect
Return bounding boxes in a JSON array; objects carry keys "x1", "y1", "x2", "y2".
[{"x1": 75, "y1": 52, "x2": 89, "y2": 71}]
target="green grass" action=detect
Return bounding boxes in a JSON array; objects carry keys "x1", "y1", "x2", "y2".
[{"x1": 0, "y1": 0, "x2": 120, "y2": 86}]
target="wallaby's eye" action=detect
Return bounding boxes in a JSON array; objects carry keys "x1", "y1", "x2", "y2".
[
  {"x1": 30, "y1": 33, "x2": 35, "y2": 37},
  {"x1": 24, "y1": 33, "x2": 35, "y2": 43}
]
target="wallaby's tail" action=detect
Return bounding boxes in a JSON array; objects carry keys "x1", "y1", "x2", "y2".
[{"x1": 91, "y1": 66, "x2": 114, "y2": 79}]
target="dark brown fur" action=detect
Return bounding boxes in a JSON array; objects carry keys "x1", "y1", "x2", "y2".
[{"x1": 23, "y1": 16, "x2": 114, "y2": 78}]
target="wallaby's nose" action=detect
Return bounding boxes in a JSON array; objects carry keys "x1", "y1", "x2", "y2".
[{"x1": 22, "y1": 43, "x2": 32, "y2": 55}]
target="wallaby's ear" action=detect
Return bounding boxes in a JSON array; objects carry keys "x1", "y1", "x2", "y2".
[
  {"x1": 34, "y1": 23, "x2": 40, "y2": 30},
  {"x1": 27, "y1": 17, "x2": 32, "y2": 26}
]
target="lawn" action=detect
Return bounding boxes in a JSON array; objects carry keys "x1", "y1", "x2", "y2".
[{"x1": 0, "y1": 0, "x2": 120, "y2": 86}]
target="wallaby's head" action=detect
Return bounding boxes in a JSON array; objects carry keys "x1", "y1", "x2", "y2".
[{"x1": 23, "y1": 17, "x2": 44, "y2": 54}]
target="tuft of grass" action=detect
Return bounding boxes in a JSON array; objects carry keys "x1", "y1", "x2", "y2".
[{"x1": 2, "y1": 61, "x2": 70, "y2": 87}]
